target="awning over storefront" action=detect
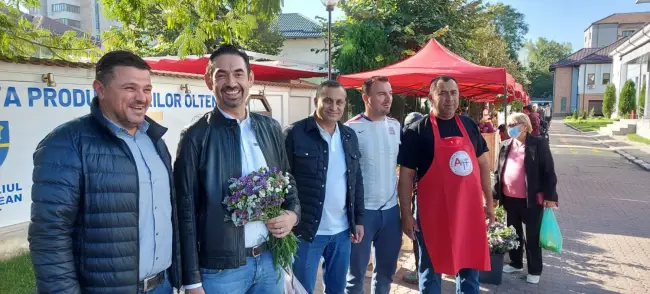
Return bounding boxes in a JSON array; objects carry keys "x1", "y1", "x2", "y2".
[
  {"x1": 337, "y1": 39, "x2": 514, "y2": 98},
  {"x1": 145, "y1": 56, "x2": 327, "y2": 82}
]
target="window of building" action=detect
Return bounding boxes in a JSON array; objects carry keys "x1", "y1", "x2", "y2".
[
  {"x1": 561, "y1": 97, "x2": 567, "y2": 112},
  {"x1": 52, "y1": 3, "x2": 80, "y2": 13},
  {"x1": 587, "y1": 73, "x2": 595, "y2": 88},
  {"x1": 623, "y1": 30, "x2": 635, "y2": 37},
  {"x1": 56, "y1": 18, "x2": 81, "y2": 28},
  {"x1": 52, "y1": 3, "x2": 65, "y2": 12},
  {"x1": 602, "y1": 73, "x2": 610, "y2": 84}
]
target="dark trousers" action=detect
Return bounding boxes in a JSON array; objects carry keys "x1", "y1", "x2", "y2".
[
  {"x1": 412, "y1": 193, "x2": 419, "y2": 273},
  {"x1": 413, "y1": 238, "x2": 419, "y2": 272},
  {"x1": 347, "y1": 206, "x2": 402, "y2": 294},
  {"x1": 502, "y1": 196, "x2": 544, "y2": 275}
]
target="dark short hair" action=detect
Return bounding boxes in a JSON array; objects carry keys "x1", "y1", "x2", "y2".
[
  {"x1": 524, "y1": 105, "x2": 533, "y2": 112},
  {"x1": 95, "y1": 50, "x2": 150, "y2": 84},
  {"x1": 206, "y1": 44, "x2": 251, "y2": 77},
  {"x1": 316, "y1": 80, "x2": 345, "y2": 98},
  {"x1": 429, "y1": 75, "x2": 458, "y2": 93},
  {"x1": 362, "y1": 76, "x2": 389, "y2": 94},
  {"x1": 404, "y1": 112, "x2": 424, "y2": 126}
]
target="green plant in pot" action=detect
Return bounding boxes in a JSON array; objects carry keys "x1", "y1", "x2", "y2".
[{"x1": 479, "y1": 206, "x2": 520, "y2": 285}]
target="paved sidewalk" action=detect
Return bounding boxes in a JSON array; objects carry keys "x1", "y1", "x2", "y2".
[
  {"x1": 564, "y1": 123, "x2": 650, "y2": 171},
  {"x1": 312, "y1": 121, "x2": 650, "y2": 293}
]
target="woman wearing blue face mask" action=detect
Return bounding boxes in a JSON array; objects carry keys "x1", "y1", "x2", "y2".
[{"x1": 492, "y1": 113, "x2": 559, "y2": 285}]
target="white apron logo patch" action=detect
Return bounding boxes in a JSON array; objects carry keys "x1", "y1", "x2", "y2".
[{"x1": 449, "y1": 150, "x2": 473, "y2": 176}]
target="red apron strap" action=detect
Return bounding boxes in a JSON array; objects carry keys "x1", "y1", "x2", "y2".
[
  {"x1": 454, "y1": 115, "x2": 472, "y2": 143},
  {"x1": 430, "y1": 114, "x2": 442, "y2": 142}
]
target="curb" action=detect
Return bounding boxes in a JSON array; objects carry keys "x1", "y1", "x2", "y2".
[{"x1": 563, "y1": 122, "x2": 650, "y2": 172}]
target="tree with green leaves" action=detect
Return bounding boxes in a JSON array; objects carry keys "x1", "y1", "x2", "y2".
[
  {"x1": 486, "y1": 3, "x2": 529, "y2": 60},
  {"x1": 101, "y1": 0, "x2": 284, "y2": 57},
  {"x1": 510, "y1": 100, "x2": 524, "y2": 112},
  {"x1": 237, "y1": 20, "x2": 285, "y2": 55},
  {"x1": 332, "y1": 20, "x2": 399, "y2": 116},
  {"x1": 603, "y1": 83, "x2": 616, "y2": 118},
  {"x1": 1, "y1": 0, "x2": 100, "y2": 60},
  {"x1": 619, "y1": 80, "x2": 636, "y2": 116},
  {"x1": 468, "y1": 25, "x2": 525, "y2": 84},
  {"x1": 639, "y1": 81, "x2": 646, "y2": 115},
  {"x1": 338, "y1": 0, "x2": 489, "y2": 60},
  {"x1": 526, "y1": 38, "x2": 572, "y2": 98},
  {"x1": 333, "y1": 0, "x2": 527, "y2": 117}
]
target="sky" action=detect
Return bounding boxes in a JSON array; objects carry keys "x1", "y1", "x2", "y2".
[{"x1": 281, "y1": 0, "x2": 650, "y2": 55}]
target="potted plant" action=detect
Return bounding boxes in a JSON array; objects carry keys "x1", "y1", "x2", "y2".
[{"x1": 479, "y1": 206, "x2": 520, "y2": 285}]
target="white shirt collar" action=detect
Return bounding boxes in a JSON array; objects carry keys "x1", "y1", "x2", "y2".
[
  {"x1": 217, "y1": 106, "x2": 249, "y2": 125},
  {"x1": 316, "y1": 120, "x2": 340, "y2": 136}
]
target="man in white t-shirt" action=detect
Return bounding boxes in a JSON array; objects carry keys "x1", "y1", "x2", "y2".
[{"x1": 345, "y1": 76, "x2": 402, "y2": 294}]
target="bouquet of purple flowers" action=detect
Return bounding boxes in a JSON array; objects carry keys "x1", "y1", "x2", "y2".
[{"x1": 223, "y1": 166, "x2": 299, "y2": 272}]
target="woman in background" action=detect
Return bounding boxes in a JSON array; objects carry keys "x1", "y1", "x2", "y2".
[{"x1": 492, "y1": 113, "x2": 559, "y2": 284}]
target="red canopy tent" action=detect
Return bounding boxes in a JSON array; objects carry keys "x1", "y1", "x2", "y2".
[
  {"x1": 145, "y1": 56, "x2": 327, "y2": 81},
  {"x1": 337, "y1": 39, "x2": 515, "y2": 98},
  {"x1": 470, "y1": 80, "x2": 523, "y2": 103},
  {"x1": 515, "y1": 83, "x2": 524, "y2": 98}
]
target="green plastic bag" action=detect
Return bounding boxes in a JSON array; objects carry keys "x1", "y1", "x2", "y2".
[{"x1": 539, "y1": 208, "x2": 563, "y2": 253}]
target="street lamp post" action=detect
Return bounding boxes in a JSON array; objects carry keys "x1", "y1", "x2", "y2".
[{"x1": 321, "y1": 0, "x2": 339, "y2": 80}]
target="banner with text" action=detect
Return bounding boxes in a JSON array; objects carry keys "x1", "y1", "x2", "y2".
[{"x1": 0, "y1": 82, "x2": 218, "y2": 228}]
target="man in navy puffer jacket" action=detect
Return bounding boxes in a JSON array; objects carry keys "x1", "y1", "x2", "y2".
[{"x1": 28, "y1": 51, "x2": 182, "y2": 294}]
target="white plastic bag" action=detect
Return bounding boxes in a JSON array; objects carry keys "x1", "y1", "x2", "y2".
[{"x1": 283, "y1": 268, "x2": 308, "y2": 294}]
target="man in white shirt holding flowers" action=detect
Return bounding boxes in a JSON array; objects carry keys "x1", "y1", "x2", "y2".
[{"x1": 174, "y1": 45, "x2": 300, "y2": 294}]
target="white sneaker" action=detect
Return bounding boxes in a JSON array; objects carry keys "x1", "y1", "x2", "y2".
[
  {"x1": 503, "y1": 265, "x2": 523, "y2": 273},
  {"x1": 526, "y1": 274, "x2": 540, "y2": 284}
]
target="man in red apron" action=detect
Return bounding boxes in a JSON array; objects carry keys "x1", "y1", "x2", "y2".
[{"x1": 397, "y1": 76, "x2": 495, "y2": 294}]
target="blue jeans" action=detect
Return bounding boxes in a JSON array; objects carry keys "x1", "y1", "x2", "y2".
[
  {"x1": 346, "y1": 205, "x2": 402, "y2": 294},
  {"x1": 139, "y1": 278, "x2": 172, "y2": 294},
  {"x1": 201, "y1": 251, "x2": 284, "y2": 294},
  {"x1": 293, "y1": 229, "x2": 351, "y2": 294},
  {"x1": 416, "y1": 230, "x2": 480, "y2": 294}
]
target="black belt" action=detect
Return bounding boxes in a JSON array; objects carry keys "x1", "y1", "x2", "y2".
[
  {"x1": 246, "y1": 242, "x2": 269, "y2": 257},
  {"x1": 138, "y1": 270, "x2": 166, "y2": 292}
]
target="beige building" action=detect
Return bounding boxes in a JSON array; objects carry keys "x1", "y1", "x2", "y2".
[
  {"x1": 277, "y1": 13, "x2": 327, "y2": 66},
  {"x1": 550, "y1": 38, "x2": 628, "y2": 116},
  {"x1": 29, "y1": 0, "x2": 121, "y2": 38},
  {"x1": 584, "y1": 12, "x2": 650, "y2": 48}
]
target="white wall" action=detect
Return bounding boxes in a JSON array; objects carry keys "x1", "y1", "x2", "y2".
[
  {"x1": 584, "y1": 24, "x2": 619, "y2": 48},
  {"x1": 280, "y1": 38, "x2": 327, "y2": 65},
  {"x1": 0, "y1": 61, "x2": 315, "y2": 228},
  {"x1": 578, "y1": 63, "x2": 612, "y2": 94},
  {"x1": 584, "y1": 26, "x2": 594, "y2": 48}
]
